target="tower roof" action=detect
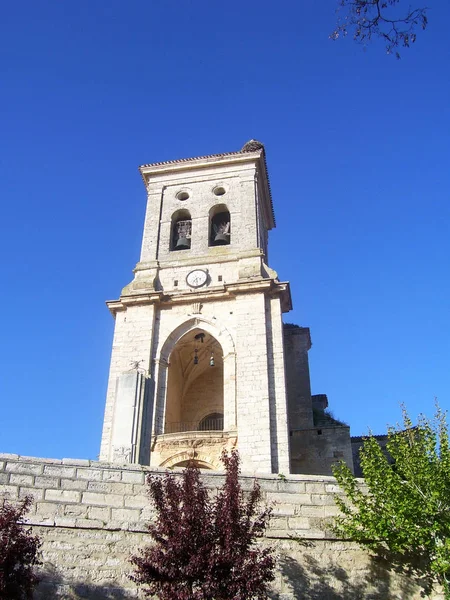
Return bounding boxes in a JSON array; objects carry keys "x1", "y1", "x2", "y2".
[{"x1": 139, "y1": 139, "x2": 265, "y2": 169}]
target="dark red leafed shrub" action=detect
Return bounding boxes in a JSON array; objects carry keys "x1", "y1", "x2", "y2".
[
  {"x1": 131, "y1": 450, "x2": 274, "y2": 599},
  {"x1": 0, "y1": 496, "x2": 41, "y2": 600}
]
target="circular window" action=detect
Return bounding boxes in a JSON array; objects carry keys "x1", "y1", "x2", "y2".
[
  {"x1": 176, "y1": 190, "x2": 190, "y2": 201},
  {"x1": 213, "y1": 186, "x2": 226, "y2": 196}
]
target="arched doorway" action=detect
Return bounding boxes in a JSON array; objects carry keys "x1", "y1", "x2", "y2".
[{"x1": 165, "y1": 329, "x2": 224, "y2": 434}]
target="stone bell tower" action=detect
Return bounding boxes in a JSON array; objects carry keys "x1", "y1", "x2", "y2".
[
  {"x1": 99, "y1": 140, "x2": 293, "y2": 474},
  {"x1": 99, "y1": 141, "x2": 353, "y2": 475}
]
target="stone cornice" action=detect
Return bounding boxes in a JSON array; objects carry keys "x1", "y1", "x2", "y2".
[
  {"x1": 106, "y1": 278, "x2": 292, "y2": 316},
  {"x1": 106, "y1": 292, "x2": 164, "y2": 316},
  {"x1": 133, "y1": 248, "x2": 264, "y2": 272},
  {"x1": 139, "y1": 150, "x2": 262, "y2": 180}
]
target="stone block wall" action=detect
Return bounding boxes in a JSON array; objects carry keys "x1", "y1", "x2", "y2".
[
  {"x1": 140, "y1": 157, "x2": 264, "y2": 266},
  {"x1": 283, "y1": 325, "x2": 314, "y2": 431},
  {"x1": 0, "y1": 454, "x2": 435, "y2": 599},
  {"x1": 290, "y1": 426, "x2": 354, "y2": 476}
]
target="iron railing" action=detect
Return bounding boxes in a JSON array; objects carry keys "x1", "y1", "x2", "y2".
[{"x1": 164, "y1": 418, "x2": 224, "y2": 434}]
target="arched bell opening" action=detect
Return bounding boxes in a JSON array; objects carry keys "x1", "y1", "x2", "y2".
[
  {"x1": 171, "y1": 209, "x2": 192, "y2": 251},
  {"x1": 164, "y1": 329, "x2": 224, "y2": 434},
  {"x1": 209, "y1": 204, "x2": 231, "y2": 246}
]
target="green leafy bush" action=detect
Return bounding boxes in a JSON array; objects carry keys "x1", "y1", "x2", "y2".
[{"x1": 333, "y1": 405, "x2": 450, "y2": 598}]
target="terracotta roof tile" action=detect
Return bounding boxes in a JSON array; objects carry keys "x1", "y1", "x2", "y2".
[{"x1": 139, "y1": 150, "x2": 244, "y2": 169}]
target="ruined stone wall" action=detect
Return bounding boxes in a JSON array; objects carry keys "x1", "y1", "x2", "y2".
[{"x1": 0, "y1": 454, "x2": 437, "y2": 599}]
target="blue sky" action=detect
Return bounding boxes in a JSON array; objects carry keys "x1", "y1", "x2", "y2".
[{"x1": 1, "y1": 0, "x2": 449, "y2": 460}]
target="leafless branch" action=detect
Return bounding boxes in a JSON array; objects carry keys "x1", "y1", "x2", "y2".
[{"x1": 330, "y1": 0, "x2": 429, "y2": 58}]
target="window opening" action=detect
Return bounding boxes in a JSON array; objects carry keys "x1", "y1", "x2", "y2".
[
  {"x1": 213, "y1": 186, "x2": 226, "y2": 196},
  {"x1": 171, "y1": 211, "x2": 192, "y2": 251},
  {"x1": 210, "y1": 208, "x2": 230, "y2": 246}
]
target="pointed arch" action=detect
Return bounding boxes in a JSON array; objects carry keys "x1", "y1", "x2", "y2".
[
  {"x1": 153, "y1": 317, "x2": 236, "y2": 436},
  {"x1": 161, "y1": 316, "x2": 235, "y2": 362}
]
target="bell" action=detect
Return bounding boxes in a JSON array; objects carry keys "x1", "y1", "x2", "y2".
[
  {"x1": 176, "y1": 237, "x2": 191, "y2": 250},
  {"x1": 213, "y1": 232, "x2": 229, "y2": 245}
]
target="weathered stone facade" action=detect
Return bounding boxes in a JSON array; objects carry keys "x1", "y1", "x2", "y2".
[
  {"x1": 1, "y1": 454, "x2": 438, "y2": 599},
  {"x1": 100, "y1": 141, "x2": 352, "y2": 476}
]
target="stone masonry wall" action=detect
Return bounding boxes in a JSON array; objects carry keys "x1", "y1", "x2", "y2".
[{"x1": 0, "y1": 454, "x2": 438, "y2": 600}]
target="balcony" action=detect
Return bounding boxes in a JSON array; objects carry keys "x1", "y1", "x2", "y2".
[
  {"x1": 164, "y1": 416, "x2": 224, "y2": 434},
  {"x1": 151, "y1": 416, "x2": 235, "y2": 469}
]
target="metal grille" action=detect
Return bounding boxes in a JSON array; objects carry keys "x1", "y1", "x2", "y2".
[{"x1": 164, "y1": 417, "x2": 224, "y2": 434}]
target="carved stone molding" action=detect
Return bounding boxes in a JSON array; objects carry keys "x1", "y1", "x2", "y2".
[{"x1": 191, "y1": 302, "x2": 203, "y2": 315}]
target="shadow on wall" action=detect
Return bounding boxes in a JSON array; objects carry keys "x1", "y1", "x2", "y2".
[
  {"x1": 34, "y1": 550, "x2": 424, "y2": 600},
  {"x1": 35, "y1": 565, "x2": 137, "y2": 599},
  {"x1": 273, "y1": 549, "x2": 420, "y2": 600}
]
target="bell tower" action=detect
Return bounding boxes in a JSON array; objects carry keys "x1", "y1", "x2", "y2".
[{"x1": 100, "y1": 141, "x2": 301, "y2": 473}]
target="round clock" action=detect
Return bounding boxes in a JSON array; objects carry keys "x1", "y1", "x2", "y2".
[{"x1": 186, "y1": 269, "x2": 208, "y2": 288}]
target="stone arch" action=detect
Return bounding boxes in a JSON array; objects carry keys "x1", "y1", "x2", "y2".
[
  {"x1": 161, "y1": 316, "x2": 235, "y2": 362},
  {"x1": 153, "y1": 317, "x2": 236, "y2": 436},
  {"x1": 160, "y1": 450, "x2": 220, "y2": 470}
]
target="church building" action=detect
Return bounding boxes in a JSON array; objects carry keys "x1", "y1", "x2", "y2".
[{"x1": 99, "y1": 141, "x2": 353, "y2": 475}]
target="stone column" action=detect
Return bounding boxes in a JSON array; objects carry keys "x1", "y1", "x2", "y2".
[
  {"x1": 266, "y1": 296, "x2": 291, "y2": 474},
  {"x1": 100, "y1": 303, "x2": 156, "y2": 462},
  {"x1": 235, "y1": 293, "x2": 272, "y2": 473},
  {"x1": 110, "y1": 372, "x2": 149, "y2": 464},
  {"x1": 223, "y1": 351, "x2": 236, "y2": 430}
]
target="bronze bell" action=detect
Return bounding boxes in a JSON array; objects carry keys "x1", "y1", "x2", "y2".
[
  {"x1": 213, "y1": 232, "x2": 229, "y2": 245},
  {"x1": 174, "y1": 219, "x2": 191, "y2": 250},
  {"x1": 176, "y1": 236, "x2": 191, "y2": 250},
  {"x1": 212, "y1": 220, "x2": 230, "y2": 245}
]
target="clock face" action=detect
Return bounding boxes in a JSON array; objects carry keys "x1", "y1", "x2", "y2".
[{"x1": 186, "y1": 269, "x2": 208, "y2": 288}]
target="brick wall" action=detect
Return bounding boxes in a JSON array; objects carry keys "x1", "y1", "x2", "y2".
[{"x1": 0, "y1": 454, "x2": 434, "y2": 599}]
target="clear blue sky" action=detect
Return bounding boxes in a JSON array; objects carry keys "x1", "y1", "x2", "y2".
[{"x1": 1, "y1": 1, "x2": 449, "y2": 460}]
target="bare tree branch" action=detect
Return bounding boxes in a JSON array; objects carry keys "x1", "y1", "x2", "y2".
[{"x1": 330, "y1": 0, "x2": 429, "y2": 58}]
